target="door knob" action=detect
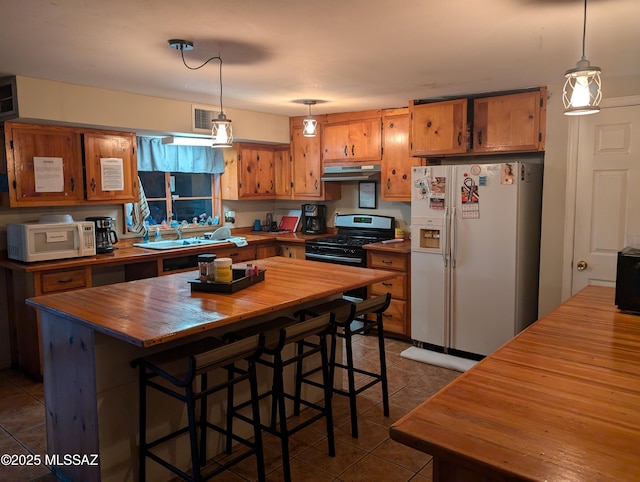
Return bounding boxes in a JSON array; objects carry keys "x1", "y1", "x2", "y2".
[{"x1": 576, "y1": 260, "x2": 588, "y2": 271}]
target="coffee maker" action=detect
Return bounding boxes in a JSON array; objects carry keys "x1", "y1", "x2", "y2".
[
  {"x1": 301, "y1": 204, "x2": 327, "y2": 234},
  {"x1": 86, "y1": 216, "x2": 118, "y2": 253}
]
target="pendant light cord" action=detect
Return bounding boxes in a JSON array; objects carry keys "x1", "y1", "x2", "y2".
[
  {"x1": 581, "y1": 0, "x2": 588, "y2": 61},
  {"x1": 178, "y1": 48, "x2": 225, "y2": 114}
]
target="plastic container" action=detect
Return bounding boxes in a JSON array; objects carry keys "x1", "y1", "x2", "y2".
[
  {"x1": 214, "y1": 258, "x2": 233, "y2": 283},
  {"x1": 198, "y1": 254, "x2": 217, "y2": 282}
]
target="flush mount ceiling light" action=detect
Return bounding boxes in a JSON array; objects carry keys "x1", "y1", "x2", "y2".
[
  {"x1": 168, "y1": 38, "x2": 233, "y2": 147},
  {"x1": 562, "y1": 0, "x2": 602, "y2": 116}
]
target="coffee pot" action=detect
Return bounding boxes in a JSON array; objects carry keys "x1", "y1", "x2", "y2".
[
  {"x1": 86, "y1": 216, "x2": 118, "y2": 253},
  {"x1": 301, "y1": 204, "x2": 327, "y2": 234}
]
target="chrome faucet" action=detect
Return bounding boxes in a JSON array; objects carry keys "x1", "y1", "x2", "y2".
[{"x1": 174, "y1": 223, "x2": 183, "y2": 239}]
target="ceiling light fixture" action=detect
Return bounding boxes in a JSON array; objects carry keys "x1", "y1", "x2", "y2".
[
  {"x1": 168, "y1": 39, "x2": 233, "y2": 147},
  {"x1": 302, "y1": 100, "x2": 318, "y2": 137},
  {"x1": 562, "y1": 0, "x2": 602, "y2": 116},
  {"x1": 161, "y1": 136, "x2": 213, "y2": 147}
]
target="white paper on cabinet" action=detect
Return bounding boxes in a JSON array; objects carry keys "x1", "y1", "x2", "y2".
[
  {"x1": 34, "y1": 157, "x2": 64, "y2": 193},
  {"x1": 100, "y1": 158, "x2": 124, "y2": 191}
]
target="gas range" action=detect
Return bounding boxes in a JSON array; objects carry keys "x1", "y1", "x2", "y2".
[{"x1": 305, "y1": 214, "x2": 395, "y2": 267}]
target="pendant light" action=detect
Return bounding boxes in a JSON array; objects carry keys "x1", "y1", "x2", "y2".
[
  {"x1": 562, "y1": 0, "x2": 602, "y2": 115},
  {"x1": 302, "y1": 100, "x2": 318, "y2": 137},
  {"x1": 168, "y1": 39, "x2": 234, "y2": 147}
]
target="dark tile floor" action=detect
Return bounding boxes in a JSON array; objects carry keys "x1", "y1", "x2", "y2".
[{"x1": 0, "y1": 335, "x2": 461, "y2": 481}]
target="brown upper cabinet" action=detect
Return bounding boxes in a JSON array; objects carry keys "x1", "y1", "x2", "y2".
[
  {"x1": 3, "y1": 122, "x2": 138, "y2": 207},
  {"x1": 409, "y1": 87, "x2": 546, "y2": 157},
  {"x1": 322, "y1": 109, "x2": 382, "y2": 164},
  {"x1": 288, "y1": 116, "x2": 340, "y2": 201},
  {"x1": 381, "y1": 108, "x2": 421, "y2": 202},
  {"x1": 220, "y1": 142, "x2": 279, "y2": 200}
]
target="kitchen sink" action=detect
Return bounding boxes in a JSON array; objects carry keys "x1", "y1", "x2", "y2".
[{"x1": 133, "y1": 237, "x2": 230, "y2": 250}]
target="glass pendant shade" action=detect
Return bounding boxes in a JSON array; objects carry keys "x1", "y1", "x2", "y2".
[
  {"x1": 303, "y1": 116, "x2": 318, "y2": 137},
  {"x1": 211, "y1": 113, "x2": 233, "y2": 148},
  {"x1": 563, "y1": 59, "x2": 602, "y2": 115},
  {"x1": 562, "y1": 0, "x2": 602, "y2": 116}
]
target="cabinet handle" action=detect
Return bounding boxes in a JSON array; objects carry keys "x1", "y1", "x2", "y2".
[
  {"x1": 57, "y1": 278, "x2": 73, "y2": 284},
  {"x1": 344, "y1": 146, "x2": 348, "y2": 156},
  {"x1": 315, "y1": 179, "x2": 318, "y2": 190},
  {"x1": 91, "y1": 178, "x2": 96, "y2": 192},
  {"x1": 230, "y1": 252, "x2": 239, "y2": 257},
  {"x1": 270, "y1": 180, "x2": 274, "y2": 191},
  {"x1": 381, "y1": 260, "x2": 393, "y2": 265},
  {"x1": 383, "y1": 313, "x2": 393, "y2": 318},
  {"x1": 351, "y1": 145, "x2": 355, "y2": 156},
  {"x1": 247, "y1": 165, "x2": 251, "y2": 172},
  {"x1": 402, "y1": 174, "x2": 407, "y2": 180},
  {"x1": 387, "y1": 178, "x2": 391, "y2": 190},
  {"x1": 70, "y1": 178, "x2": 75, "y2": 192},
  {"x1": 477, "y1": 130, "x2": 483, "y2": 146},
  {"x1": 382, "y1": 282, "x2": 393, "y2": 287},
  {"x1": 457, "y1": 131, "x2": 462, "y2": 146}
]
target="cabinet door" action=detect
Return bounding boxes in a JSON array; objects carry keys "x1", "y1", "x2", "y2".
[
  {"x1": 348, "y1": 118, "x2": 382, "y2": 160},
  {"x1": 409, "y1": 99, "x2": 467, "y2": 156},
  {"x1": 322, "y1": 123, "x2": 350, "y2": 161},
  {"x1": 238, "y1": 146, "x2": 275, "y2": 199},
  {"x1": 84, "y1": 132, "x2": 138, "y2": 202},
  {"x1": 473, "y1": 91, "x2": 543, "y2": 152},
  {"x1": 5, "y1": 123, "x2": 84, "y2": 206},
  {"x1": 274, "y1": 145, "x2": 293, "y2": 199},
  {"x1": 381, "y1": 109, "x2": 420, "y2": 202},
  {"x1": 291, "y1": 125, "x2": 323, "y2": 198}
]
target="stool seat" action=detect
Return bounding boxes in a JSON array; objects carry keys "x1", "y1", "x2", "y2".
[
  {"x1": 225, "y1": 316, "x2": 298, "y2": 352},
  {"x1": 132, "y1": 334, "x2": 265, "y2": 481}
]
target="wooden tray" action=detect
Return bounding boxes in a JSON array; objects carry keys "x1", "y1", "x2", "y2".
[{"x1": 189, "y1": 268, "x2": 265, "y2": 294}]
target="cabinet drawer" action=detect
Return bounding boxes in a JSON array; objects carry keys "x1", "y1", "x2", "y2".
[
  {"x1": 368, "y1": 252, "x2": 407, "y2": 271},
  {"x1": 40, "y1": 268, "x2": 88, "y2": 294},
  {"x1": 214, "y1": 246, "x2": 257, "y2": 263},
  {"x1": 369, "y1": 273, "x2": 406, "y2": 299},
  {"x1": 375, "y1": 298, "x2": 407, "y2": 336}
]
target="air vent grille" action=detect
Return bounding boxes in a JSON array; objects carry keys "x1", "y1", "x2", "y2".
[{"x1": 192, "y1": 104, "x2": 219, "y2": 134}]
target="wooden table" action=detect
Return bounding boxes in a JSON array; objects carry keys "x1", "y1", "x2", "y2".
[
  {"x1": 26, "y1": 257, "x2": 395, "y2": 482},
  {"x1": 390, "y1": 286, "x2": 640, "y2": 481}
]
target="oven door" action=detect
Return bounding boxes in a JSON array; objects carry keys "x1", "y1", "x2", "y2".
[{"x1": 305, "y1": 245, "x2": 366, "y2": 299}]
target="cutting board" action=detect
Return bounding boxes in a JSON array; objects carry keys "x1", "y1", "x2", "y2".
[{"x1": 279, "y1": 216, "x2": 298, "y2": 232}]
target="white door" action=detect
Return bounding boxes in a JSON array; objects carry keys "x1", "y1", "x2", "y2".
[{"x1": 572, "y1": 104, "x2": 640, "y2": 293}]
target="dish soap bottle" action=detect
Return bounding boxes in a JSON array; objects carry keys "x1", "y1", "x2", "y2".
[{"x1": 154, "y1": 227, "x2": 161, "y2": 241}]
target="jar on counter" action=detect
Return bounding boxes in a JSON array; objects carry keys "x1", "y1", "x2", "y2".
[
  {"x1": 198, "y1": 254, "x2": 217, "y2": 282},
  {"x1": 214, "y1": 258, "x2": 233, "y2": 283}
]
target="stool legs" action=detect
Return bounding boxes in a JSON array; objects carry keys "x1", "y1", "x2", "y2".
[
  {"x1": 138, "y1": 364, "x2": 147, "y2": 482},
  {"x1": 248, "y1": 359, "x2": 266, "y2": 481},
  {"x1": 376, "y1": 316, "x2": 390, "y2": 417}
]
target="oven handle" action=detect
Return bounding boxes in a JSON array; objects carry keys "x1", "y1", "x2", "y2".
[{"x1": 305, "y1": 252, "x2": 362, "y2": 264}]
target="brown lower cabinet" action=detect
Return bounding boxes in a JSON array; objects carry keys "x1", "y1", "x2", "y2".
[{"x1": 366, "y1": 248, "x2": 411, "y2": 338}]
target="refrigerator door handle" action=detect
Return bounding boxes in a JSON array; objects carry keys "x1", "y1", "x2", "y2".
[
  {"x1": 442, "y1": 206, "x2": 449, "y2": 268},
  {"x1": 451, "y1": 206, "x2": 458, "y2": 268}
]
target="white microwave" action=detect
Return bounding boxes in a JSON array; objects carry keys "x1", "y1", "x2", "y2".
[{"x1": 7, "y1": 222, "x2": 96, "y2": 262}]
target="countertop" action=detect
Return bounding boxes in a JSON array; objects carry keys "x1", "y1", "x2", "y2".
[
  {"x1": 0, "y1": 231, "x2": 324, "y2": 273},
  {"x1": 390, "y1": 285, "x2": 640, "y2": 481},
  {"x1": 363, "y1": 239, "x2": 411, "y2": 254},
  {"x1": 26, "y1": 256, "x2": 396, "y2": 347}
]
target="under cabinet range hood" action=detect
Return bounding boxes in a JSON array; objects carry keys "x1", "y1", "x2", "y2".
[{"x1": 321, "y1": 164, "x2": 381, "y2": 181}]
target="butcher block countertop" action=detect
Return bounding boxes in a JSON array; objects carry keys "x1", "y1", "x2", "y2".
[
  {"x1": 26, "y1": 256, "x2": 395, "y2": 347},
  {"x1": 390, "y1": 285, "x2": 640, "y2": 482}
]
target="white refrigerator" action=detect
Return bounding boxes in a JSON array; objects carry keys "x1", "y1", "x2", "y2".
[{"x1": 411, "y1": 161, "x2": 542, "y2": 357}]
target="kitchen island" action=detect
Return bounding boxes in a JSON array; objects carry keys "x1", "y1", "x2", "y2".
[
  {"x1": 26, "y1": 256, "x2": 395, "y2": 482},
  {"x1": 390, "y1": 286, "x2": 640, "y2": 481}
]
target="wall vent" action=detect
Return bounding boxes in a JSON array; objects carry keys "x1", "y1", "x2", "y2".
[{"x1": 192, "y1": 104, "x2": 220, "y2": 134}]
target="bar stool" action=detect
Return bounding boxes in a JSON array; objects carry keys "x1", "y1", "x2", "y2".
[
  {"x1": 132, "y1": 335, "x2": 265, "y2": 482},
  {"x1": 225, "y1": 313, "x2": 336, "y2": 482},
  {"x1": 295, "y1": 293, "x2": 392, "y2": 438}
]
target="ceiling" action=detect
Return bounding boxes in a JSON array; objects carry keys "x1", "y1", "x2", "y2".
[{"x1": 0, "y1": 0, "x2": 638, "y2": 117}]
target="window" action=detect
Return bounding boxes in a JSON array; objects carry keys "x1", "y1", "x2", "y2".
[{"x1": 125, "y1": 171, "x2": 221, "y2": 233}]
